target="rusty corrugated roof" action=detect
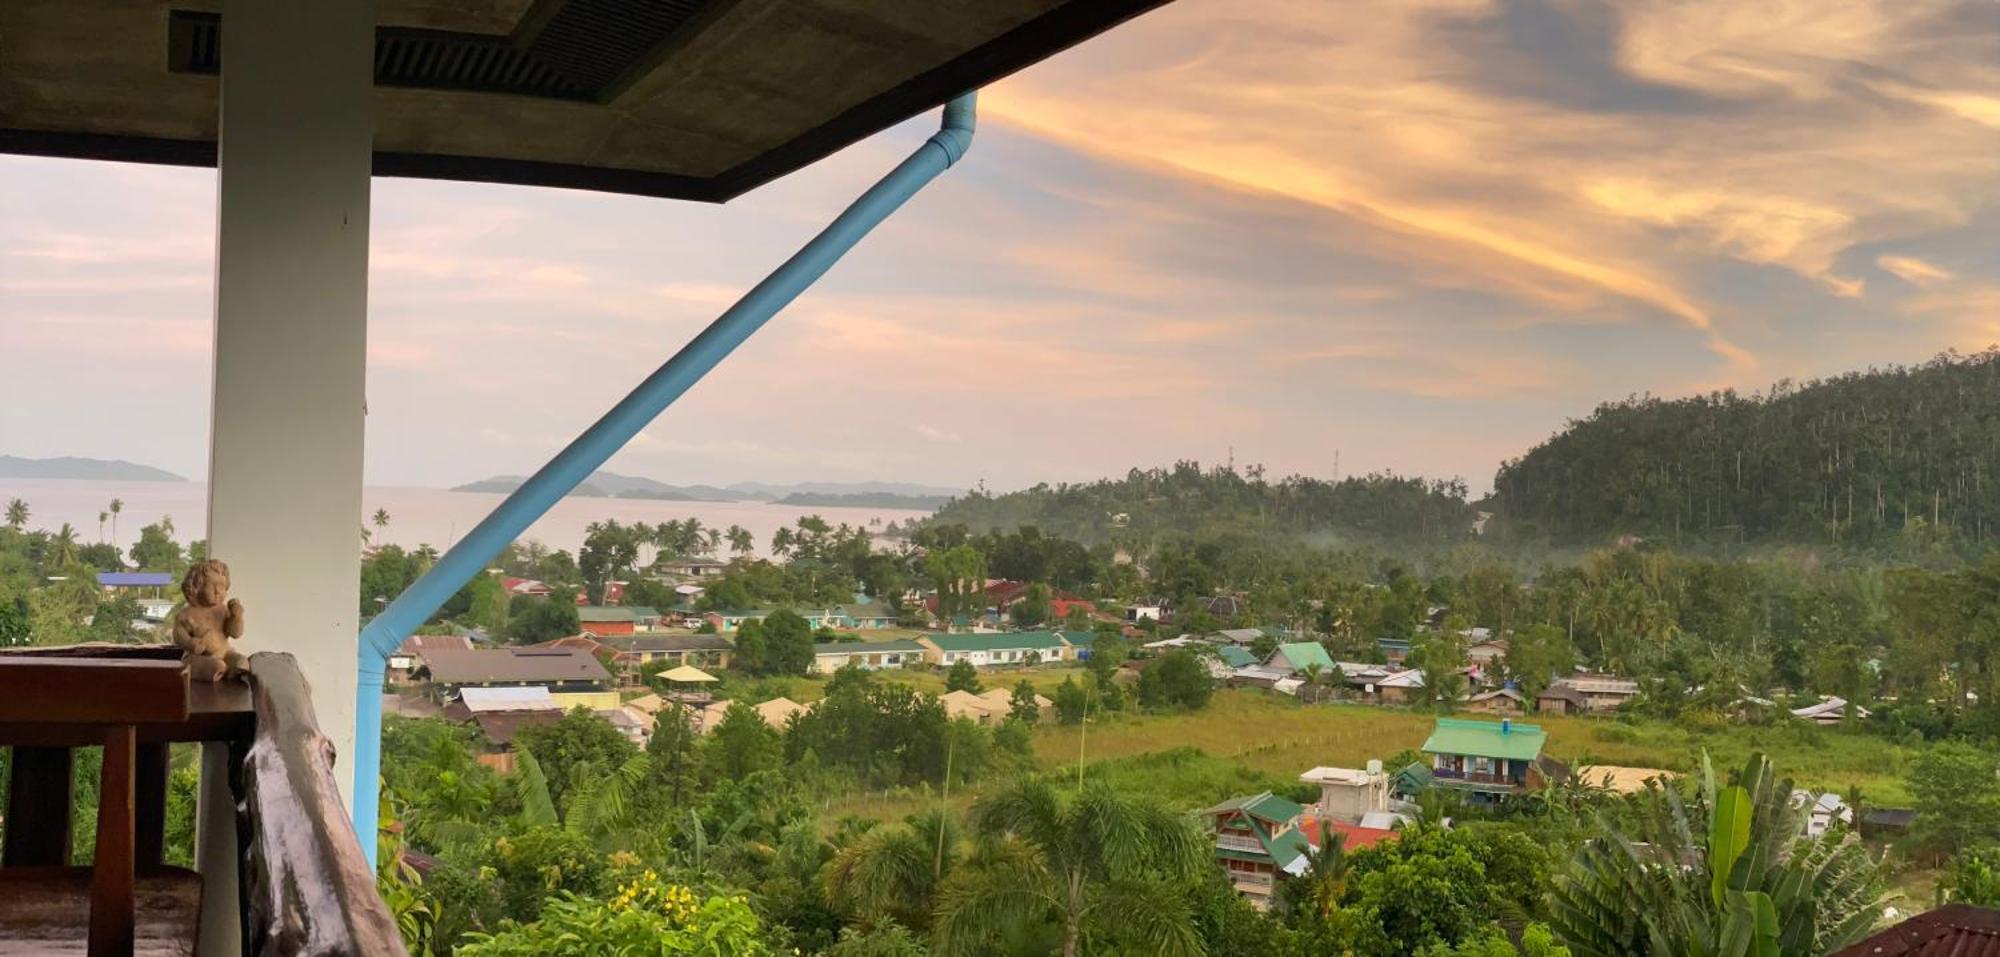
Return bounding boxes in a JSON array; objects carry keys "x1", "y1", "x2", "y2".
[{"x1": 1830, "y1": 905, "x2": 2000, "y2": 957}]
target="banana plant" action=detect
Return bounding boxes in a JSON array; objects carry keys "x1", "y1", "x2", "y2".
[{"x1": 1548, "y1": 753, "x2": 1884, "y2": 957}]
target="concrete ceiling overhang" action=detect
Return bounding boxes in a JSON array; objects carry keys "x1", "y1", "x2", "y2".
[{"x1": 0, "y1": 0, "x2": 1170, "y2": 201}]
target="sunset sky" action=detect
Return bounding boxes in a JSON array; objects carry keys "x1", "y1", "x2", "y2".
[{"x1": 5, "y1": 0, "x2": 1999, "y2": 494}]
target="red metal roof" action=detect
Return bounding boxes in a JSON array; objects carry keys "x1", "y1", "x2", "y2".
[
  {"x1": 1297, "y1": 817, "x2": 1400, "y2": 852},
  {"x1": 1830, "y1": 905, "x2": 2000, "y2": 957}
]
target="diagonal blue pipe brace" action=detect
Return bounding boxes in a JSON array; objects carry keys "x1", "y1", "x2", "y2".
[{"x1": 352, "y1": 93, "x2": 976, "y2": 862}]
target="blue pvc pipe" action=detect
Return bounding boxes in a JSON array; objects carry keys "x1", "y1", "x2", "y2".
[{"x1": 351, "y1": 93, "x2": 976, "y2": 861}]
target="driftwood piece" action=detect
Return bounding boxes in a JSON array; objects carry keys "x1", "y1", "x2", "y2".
[{"x1": 239, "y1": 653, "x2": 407, "y2": 957}]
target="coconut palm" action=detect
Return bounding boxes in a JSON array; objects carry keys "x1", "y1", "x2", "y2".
[
  {"x1": 1273, "y1": 827, "x2": 1349, "y2": 921},
  {"x1": 823, "y1": 809, "x2": 960, "y2": 931},
  {"x1": 5, "y1": 498, "x2": 28, "y2": 529},
  {"x1": 1547, "y1": 753, "x2": 1883, "y2": 957},
  {"x1": 726, "y1": 525, "x2": 754, "y2": 557},
  {"x1": 50, "y1": 524, "x2": 81, "y2": 567},
  {"x1": 372, "y1": 508, "x2": 391, "y2": 535},
  {"x1": 933, "y1": 779, "x2": 1208, "y2": 957},
  {"x1": 108, "y1": 498, "x2": 123, "y2": 544}
]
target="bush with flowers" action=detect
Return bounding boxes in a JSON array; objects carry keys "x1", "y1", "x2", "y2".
[{"x1": 455, "y1": 868, "x2": 773, "y2": 956}]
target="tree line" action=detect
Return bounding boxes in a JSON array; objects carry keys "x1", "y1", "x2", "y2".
[{"x1": 1494, "y1": 349, "x2": 2000, "y2": 550}]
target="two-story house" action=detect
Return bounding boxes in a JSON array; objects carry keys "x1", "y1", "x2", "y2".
[
  {"x1": 1199, "y1": 792, "x2": 1313, "y2": 909},
  {"x1": 622, "y1": 634, "x2": 735, "y2": 670},
  {"x1": 1420, "y1": 717, "x2": 1552, "y2": 802}
]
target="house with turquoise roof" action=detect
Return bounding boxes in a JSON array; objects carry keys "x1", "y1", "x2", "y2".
[{"x1": 1420, "y1": 717, "x2": 1559, "y2": 801}]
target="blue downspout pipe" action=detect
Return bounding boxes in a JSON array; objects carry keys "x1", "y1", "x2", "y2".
[{"x1": 352, "y1": 93, "x2": 976, "y2": 862}]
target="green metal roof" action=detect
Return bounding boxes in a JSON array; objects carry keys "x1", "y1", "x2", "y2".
[
  {"x1": 1266, "y1": 825, "x2": 1312, "y2": 870},
  {"x1": 1420, "y1": 718, "x2": 1546, "y2": 762},
  {"x1": 838, "y1": 602, "x2": 897, "y2": 620},
  {"x1": 1273, "y1": 641, "x2": 1335, "y2": 671},
  {"x1": 925, "y1": 631, "x2": 1069, "y2": 653},
  {"x1": 812, "y1": 639, "x2": 926, "y2": 655},
  {"x1": 1200, "y1": 791, "x2": 1305, "y2": 825},
  {"x1": 1216, "y1": 646, "x2": 1256, "y2": 668},
  {"x1": 1394, "y1": 761, "x2": 1433, "y2": 794},
  {"x1": 578, "y1": 606, "x2": 635, "y2": 622}
]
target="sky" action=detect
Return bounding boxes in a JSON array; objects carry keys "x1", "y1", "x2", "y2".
[{"x1": 5, "y1": 0, "x2": 1999, "y2": 495}]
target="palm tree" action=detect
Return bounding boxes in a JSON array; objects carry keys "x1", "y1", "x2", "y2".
[
  {"x1": 934, "y1": 779, "x2": 1207, "y2": 957},
  {"x1": 770, "y1": 527, "x2": 795, "y2": 559},
  {"x1": 1273, "y1": 827, "x2": 1349, "y2": 921},
  {"x1": 50, "y1": 523, "x2": 81, "y2": 567},
  {"x1": 5, "y1": 498, "x2": 28, "y2": 529},
  {"x1": 108, "y1": 498, "x2": 123, "y2": 544},
  {"x1": 824, "y1": 810, "x2": 960, "y2": 931},
  {"x1": 726, "y1": 525, "x2": 754, "y2": 557},
  {"x1": 98, "y1": 510, "x2": 109, "y2": 543},
  {"x1": 1547, "y1": 754, "x2": 1883, "y2": 956},
  {"x1": 373, "y1": 508, "x2": 391, "y2": 536}
]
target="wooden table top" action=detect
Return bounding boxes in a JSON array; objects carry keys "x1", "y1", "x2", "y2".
[{"x1": 0, "y1": 647, "x2": 254, "y2": 748}]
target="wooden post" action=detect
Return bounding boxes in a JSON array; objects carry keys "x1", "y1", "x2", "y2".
[
  {"x1": 89, "y1": 725, "x2": 137, "y2": 957},
  {"x1": 3, "y1": 746, "x2": 74, "y2": 866},
  {"x1": 136, "y1": 742, "x2": 170, "y2": 867}
]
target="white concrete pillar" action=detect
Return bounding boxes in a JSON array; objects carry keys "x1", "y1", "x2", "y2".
[{"x1": 200, "y1": 0, "x2": 373, "y2": 951}]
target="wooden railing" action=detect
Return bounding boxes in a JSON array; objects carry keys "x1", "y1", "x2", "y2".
[
  {"x1": 0, "y1": 645, "x2": 405, "y2": 956},
  {"x1": 241, "y1": 652, "x2": 407, "y2": 956},
  {"x1": 1432, "y1": 767, "x2": 1521, "y2": 788}
]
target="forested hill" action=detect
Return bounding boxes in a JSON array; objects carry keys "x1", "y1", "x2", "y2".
[
  {"x1": 925, "y1": 462, "x2": 1476, "y2": 547},
  {"x1": 1493, "y1": 349, "x2": 2000, "y2": 546}
]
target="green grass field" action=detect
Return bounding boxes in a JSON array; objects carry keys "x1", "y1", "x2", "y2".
[
  {"x1": 728, "y1": 664, "x2": 1094, "y2": 704},
  {"x1": 1030, "y1": 690, "x2": 1921, "y2": 805}
]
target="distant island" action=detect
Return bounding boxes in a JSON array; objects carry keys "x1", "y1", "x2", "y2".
[
  {"x1": 0, "y1": 455, "x2": 186, "y2": 482},
  {"x1": 451, "y1": 470, "x2": 959, "y2": 508},
  {"x1": 775, "y1": 491, "x2": 952, "y2": 509}
]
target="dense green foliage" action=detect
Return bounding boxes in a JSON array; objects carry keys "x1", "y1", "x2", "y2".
[
  {"x1": 1549, "y1": 755, "x2": 1882, "y2": 956},
  {"x1": 928, "y1": 461, "x2": 1475, "y2": 549},
  {"x1": 1495, "y1": 350, "x2": 2000, "y2": 548}
]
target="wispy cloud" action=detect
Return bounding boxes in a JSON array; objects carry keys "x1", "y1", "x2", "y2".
[{"x1": 5, "y1": 0, "x2": 1999, "y2": 493}]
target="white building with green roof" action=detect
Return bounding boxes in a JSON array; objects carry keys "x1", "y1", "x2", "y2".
[
  {"x1": 917, "y1": 631, "x2": 1073, "y2": 667},
  {"x1": 810, "y1": 639, "x2": 927, "y2": 674}
]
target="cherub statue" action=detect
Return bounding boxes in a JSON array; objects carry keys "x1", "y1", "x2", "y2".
[{"x1": 172, "y1": 559, "x2": 247, "y2": 682}]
